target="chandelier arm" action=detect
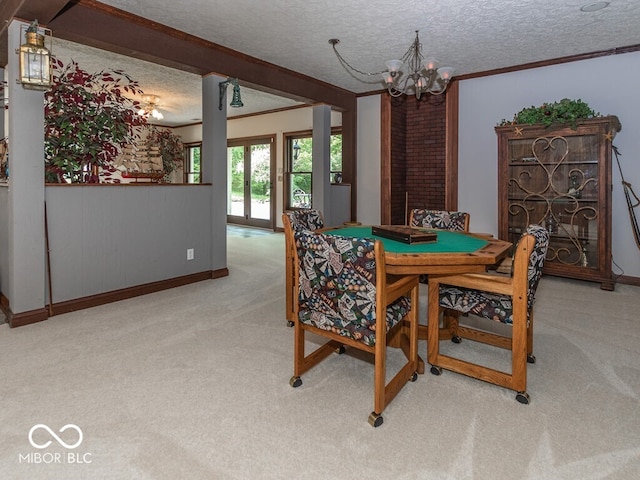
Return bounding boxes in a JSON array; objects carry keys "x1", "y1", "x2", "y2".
[
  {"x1": 387, "y1": 86, "x2": 405, "y2": 97},
  {"x1": 331, "y1": 43, "x2": 386, "y2": 80},
  {"x1": 427, "y1": 82, "x2": 448, "y2": 95}
]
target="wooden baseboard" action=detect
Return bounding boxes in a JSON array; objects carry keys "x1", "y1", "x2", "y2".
[
  {"x1": 8, "y1": 308, "x2": 49, "y2": 328},
  {"x1": 1, "y1": 269, "x2": 230, "y2": 327},
  {"x1": 617, "y1": 275, "x2": 640, "y2": 287},
  {"x1": 51, "y1": 270, "x2": 220, "y2": 316}
]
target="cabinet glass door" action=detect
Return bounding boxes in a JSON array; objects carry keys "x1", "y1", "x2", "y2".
[{"x1": 506, "y1": 134, "x2": 600, "y2": 269}]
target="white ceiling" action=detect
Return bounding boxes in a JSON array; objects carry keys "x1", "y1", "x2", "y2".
[{"x1": 54, "y1": 0, "x2": 640, "y2": 126}]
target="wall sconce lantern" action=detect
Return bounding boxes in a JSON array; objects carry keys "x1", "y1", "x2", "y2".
[
  {"x1": 17, "y1": 20, "x2": 53, "y2": 90},
  {"x1": 218, "y1": 78, "x2": 244, "y2": 110}
]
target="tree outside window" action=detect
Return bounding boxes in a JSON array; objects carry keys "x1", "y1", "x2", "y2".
[
  {"x1": 286, "y1": 131, "x2": 341, "y2": 209},
  {"x1": 185, "y1": 144, "x2": 201, "y2": 183}
]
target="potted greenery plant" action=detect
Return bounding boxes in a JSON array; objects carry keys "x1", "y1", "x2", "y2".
[
  {"x1": 44, "y1": 59, "x2": 148, "y2": 183},
  {"x1": 498, "y1": 98, "x2": 602, "y2": 129},
  {"x1": 145, "y1": 126, "x2": 184, "y2": 181}
]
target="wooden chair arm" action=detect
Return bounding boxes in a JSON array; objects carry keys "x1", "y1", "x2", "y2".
[
  {"x1": 430, "y1": 272, "x2": 514, "y2": 296},
  {"x1": 385, "y1": 274, "x2": 420, "y2": 304}
]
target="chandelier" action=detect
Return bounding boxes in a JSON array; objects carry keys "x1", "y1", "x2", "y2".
[
  {"x1": 329, "y1": 31, "x2": 454, "y2": 99},
  {"x1": 137, "y1": 95, "x2": 164, "y2": 120}
]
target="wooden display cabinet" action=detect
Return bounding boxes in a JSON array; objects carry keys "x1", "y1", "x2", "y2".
[{"x1": 496, "y1": 116, "x2": 621, "y2": 290}]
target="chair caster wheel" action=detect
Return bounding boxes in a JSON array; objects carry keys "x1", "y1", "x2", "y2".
[
  {"x1": 336, "y1": 345, "x2": 346, "y2": 354},
  {"x1": 515, "y1": 391, "x2": 530, "y2": 404},
  {"x1": 286, "y1": 320, "x2": 294, "y2": 327},
  {"x1": 368, "y1": 412, "x2": 383, "y2": 428},
  {"x1": 527, "y1": 354, "x2": 536, "y2": 364},
  {"x1": 410, "y1": 372, "x2": 418, "y2": 382},
  {"x1": 289, "y1": 376, "x2": 302, "y2": 388},
  {"x1": 451, "y1": 336, "x2": 462, "y2": 344},
  {"x1": 430, "y1": 366, "x2": 443, "y2": 376}
]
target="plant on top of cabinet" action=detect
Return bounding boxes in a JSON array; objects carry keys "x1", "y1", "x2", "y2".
[{"x1": 498, "y1": 98, "x2": 604, "y2": 129}]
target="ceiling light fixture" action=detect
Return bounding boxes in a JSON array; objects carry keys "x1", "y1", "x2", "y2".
[
  {"x1": 218, "y1": 78, "x2": 244, "y2": 110},
  {"x1": 137, "y1": 95, "x2": 164, "y2": 120},
  {"x1": 329, "y1": 31, "x2": 454, "y2": 99}
]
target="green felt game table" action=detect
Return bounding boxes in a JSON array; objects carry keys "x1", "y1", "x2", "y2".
[
  {"x1": 323, "y1": 226, "x2": 513, "y2": 373},
  {"x1": 325, "y1": 226, "x2": 512, "y2": 276}
]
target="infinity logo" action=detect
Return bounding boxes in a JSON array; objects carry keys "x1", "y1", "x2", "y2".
[{"x1": 28, "y1": 424, "x2": 83, "y2": 450}]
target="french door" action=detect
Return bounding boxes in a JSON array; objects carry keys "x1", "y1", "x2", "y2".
[{"x1": 227, "y1": 136, "x2": 275, "y2": 228}]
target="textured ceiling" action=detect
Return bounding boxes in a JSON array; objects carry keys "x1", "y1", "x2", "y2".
[
  {"x1": 55, "y1": 0, "x2": 640, "y2": 126},
  {"x1": 53, "y1": 39, "x2": 305, "y2": 126}
]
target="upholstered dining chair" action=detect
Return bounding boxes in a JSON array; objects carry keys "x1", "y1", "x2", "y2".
[
  {"x1": 426, "y1": 224, "x2": 549, "y2": 404},
  {"x1": 409, "y1": 209, "x2": 471, "y2": 287},
  {"x1": 409, "y1": 209, "x2": 470, "y2": 232},
  {"x1": 282, "y1": 209, "x2": 325, "y2": 326},
  {"x1": 290, "y1": 229, "x2": 420, "y2": 427}
]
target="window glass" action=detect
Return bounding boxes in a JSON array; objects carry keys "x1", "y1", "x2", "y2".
[
  {"x1": 285, "y1": 131, "x2": 342, "y2": 209},
  {"x1": 185, "y1": 144, "x2": 201, "y2": 183}
]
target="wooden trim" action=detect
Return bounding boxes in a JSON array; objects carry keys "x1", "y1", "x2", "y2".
[
  {"x1": 614, "y1": 275, "x2": 640, "y2": 287},
  {"x1": 455, "y1": 44, "x2": 640, "y2": 82},
  {"x1": 0, "y1": 292, "x2": 12, "y2": 323},
  {"x1": 380, "y1": 94, "x2": 392, "y2": 224},
  {"x1": 0, "y1": 292, "x2": 9, "y2": 310},
  {"x1": 445, "y1": 81, "x2": 459, "y2": 211},
  {"x1": 45, "y1": 183, "x2": 213, "y2": 187},
  {"x1": 49, "y1": 270, "x2": 220, "y2": 317},
  {"x1": 212, "y1": 267, "x2": 229, "y2": 279},
  {"x1": 228, "y1": 104, "x2": 309, "y2": 121},
  {"x1": 0, "y1": 0, "x2": 70, "y2": 66},
  {"x1": 8, "y1": 308, "x2": 49, "y2": 328},
  {"x1": 48, "y1": 0, "x2": 356, "y2": 111}
]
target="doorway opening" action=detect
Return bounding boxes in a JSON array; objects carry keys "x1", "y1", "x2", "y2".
[{"x1": 227, "y1": 135, "x2": 275, "y2": 229}]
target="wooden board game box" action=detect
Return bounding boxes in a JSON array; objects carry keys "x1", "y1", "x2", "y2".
[{"x1": 372, "y1": 225, "x2": 437, "y2": 244}]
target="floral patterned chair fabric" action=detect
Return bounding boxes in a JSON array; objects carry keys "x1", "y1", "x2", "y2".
[
  {"x1": 282, "y1": 209, "x2": 325, "y2": 325},
  {"x1": 290, "y1": 229, "x2": 420, "y2": 427},
  {"x1": 409, "y1": 209, "x2": 470, "y2": 232},
  {"x1": 427, "y1": 224, "x2": 549, "y2": 404},
  {"x1": 296, "y1": 230, "x2": 410, "y2": 346}
]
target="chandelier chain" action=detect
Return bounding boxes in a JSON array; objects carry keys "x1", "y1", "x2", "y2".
[{"x1": 330, "y1": 41, "x2": 385, "y2": 82}]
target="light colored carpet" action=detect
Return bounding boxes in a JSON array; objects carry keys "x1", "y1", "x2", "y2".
[{"x1": 1, "y1": 226, "x2": 639, "y2": 479}]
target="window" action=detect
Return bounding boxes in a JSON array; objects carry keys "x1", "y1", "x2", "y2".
[
  {"x1": 184, "y1": 143, "x2": 201, "y2": 183},
  {"x1": 285, "y1": 130, "x2": 342, "y2": 209}
]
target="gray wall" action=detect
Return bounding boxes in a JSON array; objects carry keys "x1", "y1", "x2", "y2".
[
  {"x1": 0, "y1": 41, "x2": 228, "y2": 314},
  {"x1": 0, "y1": 185, "x2": 7, "y2": 297},
  {"x1": 7, "y1": 20, "x2": 46, "y2": 313},
  {"x1": 45, "y1": 185, "x2": 212, "y2": 304},
  {"x1": 458, "y1": 50, "x2": 640, "y2": 278}
]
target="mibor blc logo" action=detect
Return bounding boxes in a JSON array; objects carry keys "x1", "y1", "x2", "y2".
[
  {"x1": 29, "y1": 424, "x2": 83, "y2": 449},
  {"x1": 19, "y1": 424, "x2": 92, "y2": 464}
]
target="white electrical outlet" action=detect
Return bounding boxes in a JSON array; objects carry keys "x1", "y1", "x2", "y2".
[{"x1": 187, "y1": 248, "x2": 194, "y2": 260}]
